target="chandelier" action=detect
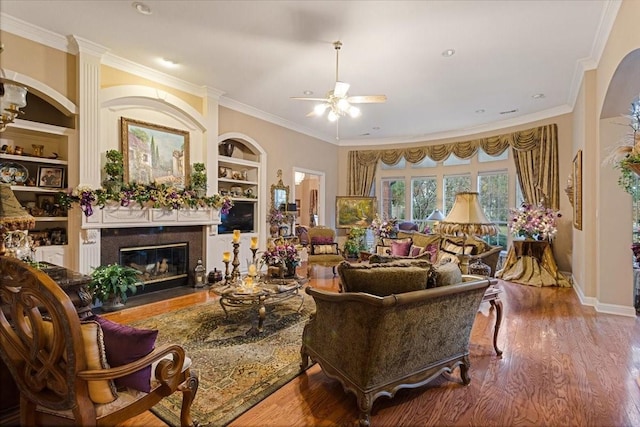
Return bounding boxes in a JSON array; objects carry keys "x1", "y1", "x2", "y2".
[{"x1": 0, "y1": 82, "x2": 28, "y2": 132}]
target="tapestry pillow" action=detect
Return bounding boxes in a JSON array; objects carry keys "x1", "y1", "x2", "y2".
[
  {"x1": 311, "y1": 243, "x2": 339, "y2": 255},
  {"x1": 92, "y1": 315, "x2": 158, "y2": 393},
  {"x1": 409, "y1": 245, "x2": 424, "y2": 257},
  {"x1": 440, "y1": 238, "x2": 474, "y2": 255},
  {"x1": 27, "y1": 318, "x2": 117, "y2": 404},
  {"x1": 382, "y1": 237, "x2": 412, "y2": 247},
  {"x1": 310, "y1": 236, "x2": 334, "y2": 245},
  {"x1": 397, "y1": 232, "x2": 440, "y2": 250},
  {"x1": 376, "y1": 245, "x2": 391, "y2": 255},
  {"x1": 432, "y1": 262, "x2": 462, "y2": 287},
  {"x1": 337, "y1": 261, "x2": 431, "y2": 296},
  {"x1": 391, "y1": 240, "x2": 412, "y2": 256}
]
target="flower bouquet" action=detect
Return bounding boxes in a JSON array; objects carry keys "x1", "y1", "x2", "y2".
[
  {"x1": 261, "y1": 242, "x2": 300, "y2": 277},
  {"x1": 610, "y1": 100, "x2": 640, "y2": 194},
  {"x1": 508, "y1": 203, "x2": 561, "y2": 241},
  {"x1": 369, "y1": 214, "x2": 398, "y2": 242}
]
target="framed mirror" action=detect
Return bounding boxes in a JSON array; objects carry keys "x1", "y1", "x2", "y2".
[{"x1": 271, "y1": 169, "x2": 290, "y2": 211}]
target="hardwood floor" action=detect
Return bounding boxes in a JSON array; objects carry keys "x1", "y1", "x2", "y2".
[{"x1": 114, "y1": 267, "x2": 640, "y2": 427}]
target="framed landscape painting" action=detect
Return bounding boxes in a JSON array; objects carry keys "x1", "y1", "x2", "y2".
[
  {"x1": 336, "y1": 196, "x2": 376, "y2": 229},
  {"x1": 120, "y1": 117, "x2": 190, "y2": 188}
]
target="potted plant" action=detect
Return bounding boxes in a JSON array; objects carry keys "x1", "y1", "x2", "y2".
[
  {"x1": 103, "y1": 149, "x2": 124, "y2": 194},
  {"x1": 89, "y1": 263, "x2": 142, "y2": 312},
  {"x1": 190, "y1": 162, "x2": 207, "y2": 197},
  {"x1": 343, "y1": 226, "x2": 367, "y2": 260}
]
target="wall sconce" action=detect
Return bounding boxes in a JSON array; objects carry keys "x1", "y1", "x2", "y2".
[{"x1": 0, "y1": 82, "x2": 28, "y2": 132}]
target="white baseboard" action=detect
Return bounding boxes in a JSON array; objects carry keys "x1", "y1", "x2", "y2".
[{"x1": 571, "y1": 273, "x2": 637, "y2": 317}]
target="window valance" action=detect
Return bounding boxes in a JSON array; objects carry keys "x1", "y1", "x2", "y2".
[{"x1": 348, "y1": 124, "x2": 559, "y2": 209}]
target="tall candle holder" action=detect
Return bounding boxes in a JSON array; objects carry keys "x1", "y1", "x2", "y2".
[
  {"x1": 250, "y1": 247, "x2": 258, "y2": 264},
  {"x1": 231, "y1": 241, "x2": 241, "y2": 282},
  {"x1": 223, "y1": 259, "x2": 231, "y2": 285}
]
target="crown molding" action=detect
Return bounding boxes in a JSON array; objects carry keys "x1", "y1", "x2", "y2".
[
  {"x1": 218, "y1": 97, "x2": 337, "y2": 145},
  {"x1": 566, "y1": 1, "x2": 622, "y2": 110},
  {"x1": 0, "y1": 13, "x2": 70, "y2": 52}
]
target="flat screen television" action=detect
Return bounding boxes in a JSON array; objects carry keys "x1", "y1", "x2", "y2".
[{"x1": 219, "y1": 201, "x2": 255, "y2": 234}]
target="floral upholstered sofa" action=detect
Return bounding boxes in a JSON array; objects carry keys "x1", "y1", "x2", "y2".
[
  {"x1": 301, "y1": 260, "x2": 494, "y2": 426},
  {"x1": 373, "y1": 231, "x2": 502, "y2": 277}
]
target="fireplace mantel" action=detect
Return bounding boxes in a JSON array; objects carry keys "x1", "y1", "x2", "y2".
[{"x1": 81, "y1": 205, "x2": 221, "y2": 229}]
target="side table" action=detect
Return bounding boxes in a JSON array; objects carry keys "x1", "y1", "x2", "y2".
[{"x1": 482, "y1": 286, "x2": 503, "y2": 356}]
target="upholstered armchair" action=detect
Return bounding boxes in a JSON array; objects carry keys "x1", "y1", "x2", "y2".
[
  {"x1": 306, "y1": 226, "x2": 344, "y2": 277},
  {"x1": 301, "y1": 261, "x2": 493, "y2": 426},
  {"x1": 0, "y1": 257, "x2": 199, "y2": 426}
]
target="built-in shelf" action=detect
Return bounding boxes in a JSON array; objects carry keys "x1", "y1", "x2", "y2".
[
  {"x1": 34, "y1": 217, "x2": 67, "y2": 222},
  {"x1": 0, "y1": 153, "x2": 68, "y2": 166},
  {"x1": 11, "y1": 186, "x2": 62, "y2": 194}
]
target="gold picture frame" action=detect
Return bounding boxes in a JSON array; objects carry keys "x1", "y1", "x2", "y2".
[
  {"x1": 120, "y1": 117, "x2": 190, "y2": 188},
  {"x1": 335, "y1": 196, "x2": 376, "y2": 229},
  {"x1": 572, "y1": 149, "x2": 582, "y2": 230}
]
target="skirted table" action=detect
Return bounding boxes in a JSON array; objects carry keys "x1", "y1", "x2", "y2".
[{"x1": 496, "y1": 240, "x2": 571, "y2": 287}]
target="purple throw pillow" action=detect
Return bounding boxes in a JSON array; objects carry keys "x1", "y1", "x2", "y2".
[
  {"x1": 92, "y1": 315, "x2": 158, "y2": 393},
  {"x1": 391, "y1": 240, "x2": 412, "y2": 256},
  {"x1": 425, "y1": 244, "x2": 439, "y2": 263},
  {"x1": 311, "y1": 236, "x2": 334, "y2": 245}
]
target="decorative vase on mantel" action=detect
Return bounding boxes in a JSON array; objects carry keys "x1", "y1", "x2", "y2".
[{"x1": 100, "y1": 295, "x2": 125, "y2": 312}]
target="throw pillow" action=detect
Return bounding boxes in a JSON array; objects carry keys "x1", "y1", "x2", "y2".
[
  {"x1": 26, "y1": 317, "x2": 117, "y2": 404},
  {"x1": 382, "y1": 237, "x2": 412, "y2": 247},
  {"x1": 337, "y1": 261, "x2": 431, "y2": 296},
  {"x1": 92, "y1": 315, "x2": 158, "y2": 393},
  {"x1": 409, "y1": 245, "x2": 425, "y2": 257},
  {"x1": 432, "y1": 262, "x2": 462, "y2": 287},
  {"x1": 311, "y1": 243, "x2": 339, "y2": 255},
  {"x1": 391, "y1": 240, "x2": 412, "y2": 256},
  {"x1": 425, "y1": 243, "x2": 439, "y2": 263},
  {"x1": 376, "y1": 245, "x2": 391, "y2": 255},
  {"x1": 440, "y1": 239, "x2": 474, "y2": 255},
  {"x1": 310, "y1": 236, "x2": 334, "y2": 245}
]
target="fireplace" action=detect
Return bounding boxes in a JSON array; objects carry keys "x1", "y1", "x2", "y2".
[
  {"x1": 101, "y1": 226, "x2": 203, "y2": 293},
  {"x1": 120, "y1": 242, "x2": 188, "y2": 287}
]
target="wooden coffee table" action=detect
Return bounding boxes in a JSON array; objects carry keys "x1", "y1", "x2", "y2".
[
  {"x1": 482, "y1": 286, "x2": 503, "y2": 355},
  {"x1": 211, "y1": 277, "x2": 306, "y2": 335}
]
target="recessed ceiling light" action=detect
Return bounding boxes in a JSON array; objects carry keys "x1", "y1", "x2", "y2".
[
  {"x1": 303, "y1": 90, "x2": 313, "y2": 95},
  {"x1": 159, "y1": 58, "x2": 179, "y2": 68},
  {"x1": 475, "y1": 109, "x2": 485, "y2": 114},
  {"x1": 442, "y1": 49, "x2": 455, "y2": 57},
  {"x1": 532, "y1": 93, "x2": 545, "y2": 99},
  {"x1": 499, "y1": 109, "x2": 519, "y2": 115},
  {"x1": 132, "y1": 2, "x2": 152, "y2": 15}
]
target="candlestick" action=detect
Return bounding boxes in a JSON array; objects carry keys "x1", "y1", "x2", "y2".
[
  {"x1": 248, "y1": 263, "x2": 257, "y2": 277},
  {"x1": 223, "y1": 259, "x2": 231, "y2": 285},
  {"x1": 233, "y1": 229, "x2": 241, "y2": 243},
  {"x1": 222, "y1": 251, "x2": 231, "y2": 263},
  {"x1": 231, "y1": 241, "x2": 241, "y2": 282},
  {"x1": 250, "y1": 236, "x2": 258, "y2": 249},
  {"x1": 250, "y1": 247, "x2": 258, "y2": 264}
]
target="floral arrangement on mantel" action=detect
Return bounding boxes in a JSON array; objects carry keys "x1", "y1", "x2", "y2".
[
  {"x1": 58, "y1": 182, "x2": 233, "y2": 218},
  {"x1": 508, "y1": 202, "x2": 561, "y2": 241},
  {"x1": 369, "y1": 214, "x2": 398, "y2": 241},
  {"x1": 611, "y1": 99, "x2": 640, "y2": 194}
]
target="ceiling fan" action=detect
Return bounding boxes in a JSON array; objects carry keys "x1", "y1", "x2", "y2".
[{"x1": 292, "y1": 41, "x2": 386, "y2": 127}]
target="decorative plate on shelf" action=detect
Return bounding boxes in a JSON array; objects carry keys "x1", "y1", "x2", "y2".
[{"x1": 0, "y1": 162, "x2": 28, "y2": 184}]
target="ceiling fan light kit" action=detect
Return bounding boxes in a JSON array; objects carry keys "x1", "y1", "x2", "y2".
[{"x1": 292, "y1": 40, "x2": 385, "y2": 128}]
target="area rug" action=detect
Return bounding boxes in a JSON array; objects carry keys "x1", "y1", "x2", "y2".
[{"x1": 129, "y1": 288, "x2": 315, "y2": 426}]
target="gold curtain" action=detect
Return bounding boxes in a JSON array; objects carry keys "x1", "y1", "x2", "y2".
[{"x1": 346, "y1": 124, "x2": 559, "y2": 207}]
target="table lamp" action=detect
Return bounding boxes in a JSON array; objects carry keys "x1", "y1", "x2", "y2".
[
  {"x1": 436, "y1": 192, "x2": 498, "y2": 273},
  {"x1": 427, "y1": 208, "x2": 445, "y2": 232},
  {"x1": 0, "y1": 184, "x2": 36, "y2": 256}
]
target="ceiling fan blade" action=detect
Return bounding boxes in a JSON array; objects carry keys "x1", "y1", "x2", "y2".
[
  {"x1": 347, "y1": 95, "x2": 387, "y2": 104},
  {"x1": 306, "y1": 110, "x2": 318, "y2": 117},
  {"x1": 334, "y1": 81, "x2": 350, "y2": 98},
  {"x1": 291, "y1": 97, "x2": 331, "y2": 102}
]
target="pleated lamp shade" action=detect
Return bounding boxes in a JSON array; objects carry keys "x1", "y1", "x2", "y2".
[
  {"x1": 0, "y1": 184, "x2": 35, "y2": 231},
  {"x1": 437, "y1": 192, "x2": 498, "y2": 236}
]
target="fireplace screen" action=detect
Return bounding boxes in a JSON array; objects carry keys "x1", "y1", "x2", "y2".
[{"x1": 119, "y1": 242, "x2": 188, "y2": 285}]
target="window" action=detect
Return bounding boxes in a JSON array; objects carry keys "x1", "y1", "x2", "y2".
[
  {"x1": 411, "y1": 176, "x2": 437, "y2": 228},
  {"x1": 478, "y1": 171, "x2": 509, "y2": 248},
  {"x1": 443, "y1": 174, "x2": 471, "y2": 214},
  {"x1": 380, "y1": 158, "x2": 406, "y2": 170},
  {"x1": 443, "y1": 154, "x2": 471, "y2": 167},
  {"x1": 478, "y1": 148, "x2": 509, "y2": 162},
  {"x1": 380, "y1": 178, "x2": 406, "y2": 220}
]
